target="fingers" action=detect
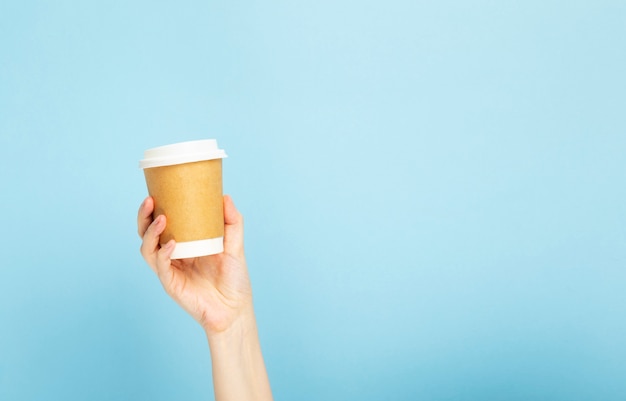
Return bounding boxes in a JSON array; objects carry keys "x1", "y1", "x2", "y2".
[
  {"x1": 136, "y1": 198, "x2": 179, "y2": 299},
  {"x1": 137, "y1": 197, "x2": 155, "y2": 238},
  {"x1": 155, "y1": 239, "x2": 176, "y2": 282},
  {"x1": 223, "y1": 195, "x2": 244, "y2": 257},
  {"x1": 140, "y1": 214, "x2": 166, "y2": 269}
]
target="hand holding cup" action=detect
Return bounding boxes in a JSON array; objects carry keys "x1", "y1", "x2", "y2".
[{"x1": 137, "y1": 194, "x2": 253, "y2": 335}]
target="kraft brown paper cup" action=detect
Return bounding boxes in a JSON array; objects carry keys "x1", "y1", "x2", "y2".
[{"x1": 139, "y1": 140, "x2": 227, "y2": 259}]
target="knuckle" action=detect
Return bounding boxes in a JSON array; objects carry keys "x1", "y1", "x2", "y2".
[
  {"x1": 140, "y1": 242, "x2": 152, "y2": 260},
  {"x1": 139, "y1": 243, "x2": 147, "y2": 258}
]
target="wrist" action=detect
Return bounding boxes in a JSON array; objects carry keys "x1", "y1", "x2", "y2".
[{"x1": 205, "y1": 305, "x2": 258, "y2": 346}]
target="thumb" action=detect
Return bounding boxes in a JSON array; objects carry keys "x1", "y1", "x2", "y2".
[{"x1": 223, "y1": 195, "x2": 244, "y2": 257}]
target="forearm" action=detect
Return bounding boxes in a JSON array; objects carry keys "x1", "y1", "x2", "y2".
[{"x1": 207, "y1": 308, "x2": 273, "y2": 401}]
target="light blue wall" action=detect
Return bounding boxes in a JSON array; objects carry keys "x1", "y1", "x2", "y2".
[{"x1": 1, "y1": 1, "x2": 625, "y2": 400}]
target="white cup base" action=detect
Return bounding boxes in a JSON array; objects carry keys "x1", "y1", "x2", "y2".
[{"x1": 170, "y1": 237, "x2": 224, "y2": 259}]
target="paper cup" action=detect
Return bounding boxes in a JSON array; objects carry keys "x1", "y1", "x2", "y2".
[{"x1": 139, "y1": 140, "x2": 227, "y2": 259}]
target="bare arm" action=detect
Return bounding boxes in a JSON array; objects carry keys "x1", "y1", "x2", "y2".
[{"x1": 137, "y1": 195, "x2": 273, "y2": 401}]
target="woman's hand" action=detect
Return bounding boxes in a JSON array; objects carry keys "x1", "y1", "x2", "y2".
[
  {"x1": 137, "y1": 194, "x2": 272, "y2": 400},
  {"x1": 137, "y1": 195, "x2": 252, "y2": 335}
]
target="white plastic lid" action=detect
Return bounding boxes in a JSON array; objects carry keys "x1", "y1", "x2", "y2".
[{"x1": 139, "y1": 139, "x2": 227, "y2": 169}]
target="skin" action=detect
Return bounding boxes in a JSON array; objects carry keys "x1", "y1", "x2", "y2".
[{"x1": 137, "y1": 195, "x2": 273, "y2": 401}]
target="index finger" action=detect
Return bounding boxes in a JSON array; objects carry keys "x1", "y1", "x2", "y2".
[{"x1": 137, "y1": 196, "x2": 155, "y2": 238}]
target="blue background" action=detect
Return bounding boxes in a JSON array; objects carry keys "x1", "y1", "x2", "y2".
[{"x1": 1, "y1": 1, "x2": 625, "y2": 400}]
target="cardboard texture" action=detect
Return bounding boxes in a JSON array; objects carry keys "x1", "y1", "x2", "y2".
[{"x1": 144, "y1": 159, "x2": 224, "y2": 244}]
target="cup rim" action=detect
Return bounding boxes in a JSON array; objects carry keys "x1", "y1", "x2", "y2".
[{"x1": 139, "y1": 139, "x2": 227, "y2": 169}]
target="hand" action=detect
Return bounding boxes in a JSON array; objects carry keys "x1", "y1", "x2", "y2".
[
  {"x1": 138, "y1": 194, "x2": 273, "y2": 400},
  {"x1": 137, "y1": 195, "x2": 253, "y2": 336}
]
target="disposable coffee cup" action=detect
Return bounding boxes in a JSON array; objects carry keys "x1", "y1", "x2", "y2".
[{"x1": 139, "y1": 139, "x2": 227, "y2": 259}]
